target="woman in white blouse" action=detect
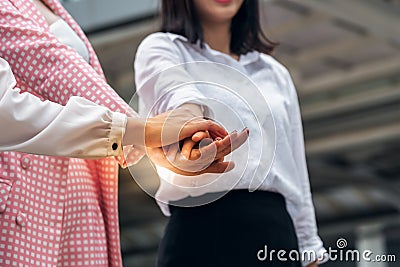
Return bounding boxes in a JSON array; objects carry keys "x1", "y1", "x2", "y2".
[{"x1": 135, "y1": 0, "x2": 327, "y2": 266}]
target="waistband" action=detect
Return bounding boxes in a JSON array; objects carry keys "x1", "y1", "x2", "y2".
[{"x1": 169, "y1": 189, "x2": 285, "y2": 213}]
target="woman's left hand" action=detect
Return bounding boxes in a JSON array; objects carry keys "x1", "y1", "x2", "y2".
[{"x1": 146, "y1": 129, "x2": 248, "y2": 176}]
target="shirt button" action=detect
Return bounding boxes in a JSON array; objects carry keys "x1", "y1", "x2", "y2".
[
  {"x1": 20, "y1": 156, "x2": 31, "y2": 169},
  {"x1": 0, "y1": 203, "x2": 6, "y2": 213},
  {"x1": 0, "y1": 182, "x2": 12, "y2": 213},
  {"x1": 112, "y1": 143, "x2": 119, "y2": 151},
  {"x1": 16, "y1": 212, "x2": 27, "y2": 227}
]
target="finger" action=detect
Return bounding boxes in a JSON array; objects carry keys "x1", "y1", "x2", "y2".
[
  {"x1": 192, "y1": 131, "x2": 210, "y2": 142},
  {"x1": 166, "y1": 143, "x2": 179, "y2": 163},
  {"x1": 215, "y1": 156, "x2": 224, "y2": 163},
  {"x1": 177, "y1": 119, "x2": 209, "y2": 141},
  {"x1": 180, "y1": 142, "x2": 217, "y2": 169},
  {"x1": 215, "y1": 142, "x2": 233, "y2": 160},
  {"x1": 210, "y1": 130, "x2": 223, "y2": 141},
  {"x1": 198, "y1": 138, "x2": 213, "y2": 148},
  {"x1": 213, "y1": 132, "x2": 236, "y2": 156},
  {"x1": 181, "y1": 139, "x2": 197, "y2": 159},
  {"x1": 188, "y1": 137, "x2": 214, "y2": 160},
  {"x1": 197, "y1": 139, "x2": 219, "y2": 159},
  {"x1": 180, "y1": 120, "x2": 227, "y2": 141},
  {"x1": 231, "y1": 128, "x2": 249, "y2": 151},
  {"x1": 208, "y1": 120, "x2": 228, "y2": 138},
  {"x1": 187, "y1": 139, "x2": 216, "y2": 161},
  {"x1": 217, "y1": 128, "x2": 249, "y2": 159},
  {"x1": 215, "y1": 132, "x2": 234, "y2": 149},
  {"x1": 194, "y1": 134, "x2": 232, "y2": 161},
  {"x1": 146, "y1": 144, "x2": 233, "y2": 175},
  {"x1": 213, "y1": 130, "x2": 244, "y2": 159}
]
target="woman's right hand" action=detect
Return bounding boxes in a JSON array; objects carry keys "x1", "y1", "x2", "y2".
[{"x1": 123, "y1": 107, "x2": 229, "y2": 148}]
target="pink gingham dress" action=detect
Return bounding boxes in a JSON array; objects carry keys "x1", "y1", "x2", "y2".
[{"x1": 0, "y1": 0, "x2": 140, "y2": 266}]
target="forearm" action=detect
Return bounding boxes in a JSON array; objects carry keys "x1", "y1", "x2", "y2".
[
  {"x1": 122, "y1": 104, "x2": 214, "y2": 149},
  {"x1": 0, "y1": 91, "x2": 126, "y2": 158},
  {"x1": 178, "y1": 103, "x2": 204, "y2": 117}
]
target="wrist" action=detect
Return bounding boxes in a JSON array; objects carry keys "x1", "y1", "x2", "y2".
[
  {"x1": 178, "y1": 103, "x2": 204, "y2": 117},
  {"x1": 122, "y1": 117, "x2": 146, "y2": 147}
]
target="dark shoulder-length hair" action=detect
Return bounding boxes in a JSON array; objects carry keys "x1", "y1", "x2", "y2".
[{"x1": 161, "y1": 0, "x2": 277, "y2": 55}]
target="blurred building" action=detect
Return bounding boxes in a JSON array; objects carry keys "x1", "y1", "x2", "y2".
[{"x1": 61, "y1": 0, "x2": 400, "y2": 266}]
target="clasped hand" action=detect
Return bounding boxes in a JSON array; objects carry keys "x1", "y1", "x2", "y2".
[
  {"x1": 147, "y1": 129, "x2": 249, "y2": 176},
  {"x1": 142, "y1": 107, "x2": 249, "y2": 176}
]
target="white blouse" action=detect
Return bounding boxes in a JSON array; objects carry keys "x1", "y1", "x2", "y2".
[
  {"x1": 0, "y1": 57, "x2": 126, "y2": 158},
  {"x1": 135, "y1": 32, "x2": 327, "y2": 266},
  {"x1": 49, "y1": 19, "x2": 90, "y2": 63}
]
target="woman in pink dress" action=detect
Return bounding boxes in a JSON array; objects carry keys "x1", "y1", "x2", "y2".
[{"x1": 0, "y1": 1, "x2": 248, "y2": 266}]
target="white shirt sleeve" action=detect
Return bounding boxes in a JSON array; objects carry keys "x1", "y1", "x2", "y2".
[
  {"x1": 285, "y1": 72, "x2": 328, "y2": 266},
  {"x1": 0, "y1": 57, "x2": 126, "y2": 159},
  {"x1": 134, "y1": 33, "x2": 211, "y2": 117}
]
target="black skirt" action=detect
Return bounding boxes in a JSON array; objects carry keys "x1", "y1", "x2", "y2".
[{"x1": 157, "y1": 190, "x2": 302, "y2": 267}]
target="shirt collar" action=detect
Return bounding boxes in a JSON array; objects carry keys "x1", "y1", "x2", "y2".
[
  {"x1": 166, "y1": 32, "x2": 189, "y2": 43},
  {"x1": 166, "y1": 32, "x2": 260, "y2": 66}
]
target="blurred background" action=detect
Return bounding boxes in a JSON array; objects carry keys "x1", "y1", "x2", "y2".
[{"x1": 60, "y1": 0, "x2": 400, "y2": 266}]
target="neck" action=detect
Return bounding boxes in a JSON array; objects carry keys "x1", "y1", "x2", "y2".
[{"x1": 201, "y1": 21, "x2": 237, "y2": 59}]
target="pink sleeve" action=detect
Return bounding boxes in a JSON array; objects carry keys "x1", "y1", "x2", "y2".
[{"x1": 0, "y1": 2, "x2": 144, "y2": 165}]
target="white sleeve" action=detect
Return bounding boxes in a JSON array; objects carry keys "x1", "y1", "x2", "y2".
[
  {"x1": 0, "y1": 57, "x2": 126, "y2": 159},
  {"x1": 134, "y1": 33, "x2": 210, "y2": 116},
  {"x1": 285, "y1": 72, "x2": 328, "y2": 266}
]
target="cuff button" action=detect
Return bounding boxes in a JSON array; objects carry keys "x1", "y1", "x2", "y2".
[{"x1": 112, "y1": 143, "x2": 119, "y2": 151}]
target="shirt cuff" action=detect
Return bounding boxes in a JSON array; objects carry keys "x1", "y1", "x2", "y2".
[
  {"x1": 111, "y1": 113, "x2": 146, "y2": 168},
  {"x1": 108, "y1": 111, "x2": 126, "y2": 157},
  {"x1": 301, "y1": 246, "x2": 329, "y2": 266}
]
